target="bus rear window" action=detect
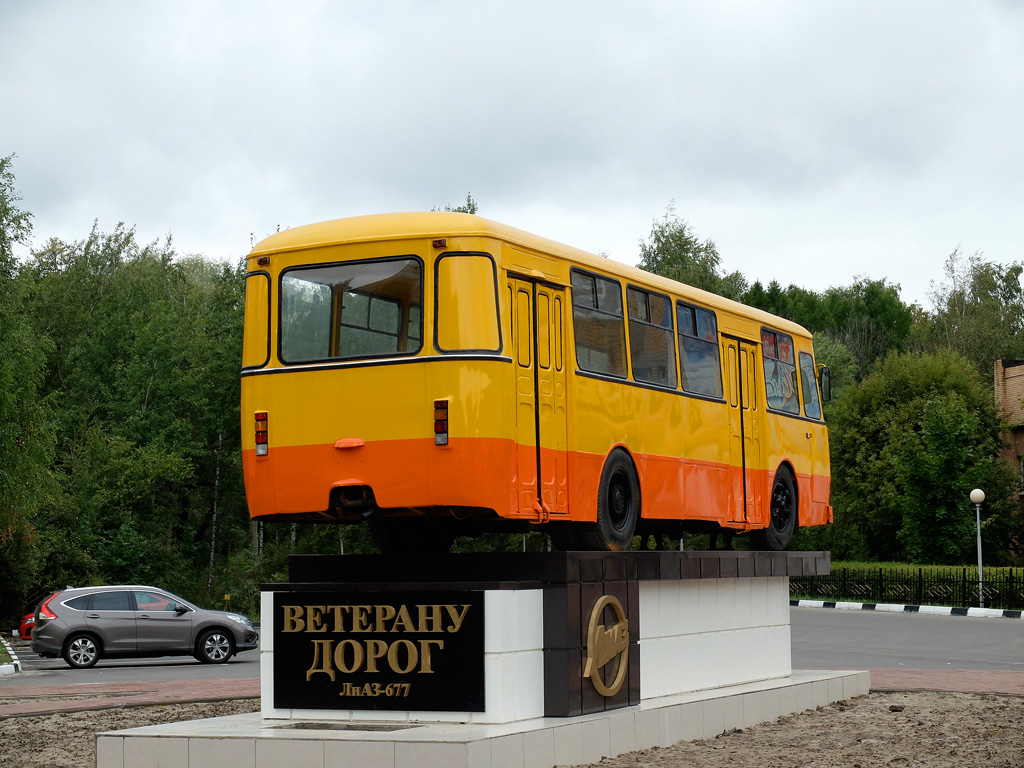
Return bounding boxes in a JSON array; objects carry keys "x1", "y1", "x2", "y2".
[
  {"x1": 435, "y1": 254, "x2": 500, "y2": 352},
  {"x1": 242, "y1": 272, "x2": 270, "y2": 368},
  {"x1": 280, "y1": 257, "x2": 423, "y2": 363}
]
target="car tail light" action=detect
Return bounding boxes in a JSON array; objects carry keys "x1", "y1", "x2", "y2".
[
  {"x1": 39, "y1": 593, "x2": 59, "y2": 620},
  {"x1": 255, "y1": 411, "x2": 268, "y2": 456},
  {"x1": 434, "y1": 399, "x2": 449, "y2": 446}
]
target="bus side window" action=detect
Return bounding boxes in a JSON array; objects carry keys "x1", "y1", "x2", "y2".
[
  {"x1": 627, "y1": 286, "x2": 677, "y2": 388},
  {"x1": 537, "y1": 292, "x2": 551, "y2": 369},
  {"x1": 554, "y1": 296, "x2": 563, "y2": 371},
  {"x1": 762, "y1": 328, "x2": 799, "y2": 414},
  {"x1": 677, "y1": 303, "x2": 723, "y2": 398},
  {"x1": 337, "y1": 291, "x2": 402, "y2": 356},
  {"x1": 571, "y1": 270, "x2": 626, "y2": 378},
  {"x1": 800, "y1": 351, "x2": 822, "y2": 419}
]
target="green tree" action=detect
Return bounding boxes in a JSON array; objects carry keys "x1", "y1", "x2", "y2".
[
  {"x1": 744, "y1": 280, "x2": 834, "y2": 332},
  {"x1": 925, "y1": 247, "x2": 1024, "y2": 381},
  {"x1": 20, "y1": 225, "x2": 249, "y2": 603},
  {"x1": 0, "y1": 155, "x2": 55, "y2": 627},
  {"x1": 828, "y1": 350, "x2": 1016, "y2": 563},
  {"x1": 745, "y1": 277, "x2": 915, "y2": 380},
  {"x1": 638, "y1": 204, "x2": 746, "y2": 300},
  {"x1": 434, "y1": 193, "x2": 478, "y2": 214}
]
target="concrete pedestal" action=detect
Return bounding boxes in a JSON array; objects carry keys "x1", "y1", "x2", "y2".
[{"x1": 98, "y1": 551, "x2": 867, "y2": 768}]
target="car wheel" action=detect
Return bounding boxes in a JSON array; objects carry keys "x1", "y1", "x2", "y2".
[
  {"x1": 196, "y1": 629, "x2": 234, "y2": 663},
  {"x1": 62, "y1": 634, "x2": 100, "y2": 669}
]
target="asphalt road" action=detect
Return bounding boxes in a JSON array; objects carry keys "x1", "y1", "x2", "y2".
[
  {"x1": 1, "y1": 637, "x2": 259, "y2": 688},
  {"x1": 4, "y1": 606, "x2": 1021, "y2": 692},
  {"x1": 791, "y1": 605, "x2": 1024, "y2": 671}
]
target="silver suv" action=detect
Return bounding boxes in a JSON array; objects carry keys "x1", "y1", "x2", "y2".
[{"x1": 31, "y1": 585, "x2": 259, "y2": 669}]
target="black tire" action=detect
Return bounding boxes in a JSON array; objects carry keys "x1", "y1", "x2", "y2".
[
  {"x1": 62, "y1": 633, "x2": 100, "y2": 669},
  {"x1": 195, "y1": 629, "x2": 234, "y2": 663},
  {"x1": 751, "y1": 466, "x2": 797, "y2": 551},
  {"x1": 368, "y1": 518, "x2": 456, "y2": 554},
  {"x1": 577, "y1": 449, "x2": 640, "y2": 551}
]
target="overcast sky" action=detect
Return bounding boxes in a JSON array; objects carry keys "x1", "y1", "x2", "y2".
[{"x1": 3, "y1": 1, "x2": 1022, "y2": 306}]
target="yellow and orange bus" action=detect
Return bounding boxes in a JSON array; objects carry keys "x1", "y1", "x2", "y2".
[{"x1": 241, "y1": 212, "x2": 832, "y2": 552}]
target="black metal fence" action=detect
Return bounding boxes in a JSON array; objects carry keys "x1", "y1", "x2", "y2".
[{"x1": 790, "y1": 566, "x2": 1024, "y2": 611}]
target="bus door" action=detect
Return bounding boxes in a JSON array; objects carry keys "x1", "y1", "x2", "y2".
[
  {"x1": 508, "y1": 277, "x2": 569, "y2": 520},
  {"x1": 723, "y1": 338, "x2": 764, "y2": 526}
]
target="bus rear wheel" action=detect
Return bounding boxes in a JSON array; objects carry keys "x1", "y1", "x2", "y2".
[
  {"x1": 751, "y1": 466, "x2": 797, "y2": 551},
  {"x1": 577, "y1": 450, "x2": 639, "y2": 551}
]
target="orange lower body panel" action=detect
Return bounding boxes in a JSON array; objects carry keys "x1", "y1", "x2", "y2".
[
  {"x1": 244, "y1": 438, "x2": 831, "y2": 531},
  {"x1": 244, "y1": 437, "x2": 518, "y2": 519}
]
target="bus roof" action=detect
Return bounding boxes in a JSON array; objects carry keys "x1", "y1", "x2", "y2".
[{"x1": 250, "y1": 212, "x2": 812, "y2": 339}]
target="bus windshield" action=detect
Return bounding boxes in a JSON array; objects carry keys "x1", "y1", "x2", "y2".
[{"x1": 280, "y1": 257, "x2": 423, "y2": 363}]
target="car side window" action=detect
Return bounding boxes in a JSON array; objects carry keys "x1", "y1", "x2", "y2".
[
  {"x1": 133, "y1": 590, "x2": 179, "y2": 611},
  {"x1": 65, "y1": 595, "x2": 91, "y2": 610},
  {"x1": 91, "y1": 591, "x2": 131, "y2": 611}
]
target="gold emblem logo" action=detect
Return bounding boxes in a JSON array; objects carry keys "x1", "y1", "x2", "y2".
[{"x1": 582, "y1": 595, "x2": 629, "y2": 697}]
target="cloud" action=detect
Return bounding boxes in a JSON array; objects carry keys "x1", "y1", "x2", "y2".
[{"x1": 2, "y1": 1, "x2": 1022, "y2": 303}]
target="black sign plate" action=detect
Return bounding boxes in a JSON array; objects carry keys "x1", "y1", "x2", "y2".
[{"x1": 273, "y1": 590, "x2": 485, "y2": 711}]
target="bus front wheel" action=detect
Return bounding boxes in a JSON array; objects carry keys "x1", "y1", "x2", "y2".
[
  {"x1": 751, "y1": 466, "x2": 797, "y2": 551},
  {"x1": 578, "y1": 450, "x2": 640, "y2": 551}
]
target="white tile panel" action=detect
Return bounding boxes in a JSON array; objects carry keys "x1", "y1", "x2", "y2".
[
  {"x1": 124, "y1": 736, "x2": 188, "y2": 768},
  {"x1": 750, "y1": 578, "x2": 769, "y2": 626},
  {"x1": 551, "y1": 724, "x2": 584, "y2": 767},
  {"x1": 489, "y1": 733, "x2": 525, "y2": 768},
  {"x1": 261, "y1": 592, "x2": 275, "y2": 652},
  {"x1": 638, "y1": 582, "x2": 660, "y2": 639},
  {"x1": 580, "y1": 717, "x2": 612, "y2": 764},
  {"x1": 257, "y1": 738, "x2": 324, "y2": 768},
  {"x1": 634, "y1": 708, "x2": 661, "y2": 750},
  {"x1": 521, "y1": 728, "x2": 554, "y2": 768},
  {"x1": 188, "y1": 737, "x2": 257, "y2": 768},
  {"x1": 96, "y1": 737, "x2": 123, "y2": 768},
  {"x1": 608, "y1": 710, "x2": 637, "y2": 758},
  {"x1": 484, "y1": 591, "x2": 515, "y2": 654},
  {"x1": 514, "y1": 650, "x2": 545, "y2": 720},
  {"x1": 324, "y1": 740, "x2": 396, "y2": 768},
  {"x1": 639, "y1": 638, "x2": 663, "y2": 698},
  {"x1": 513, "y1": 590, "x2": 543, "y2": 651}
]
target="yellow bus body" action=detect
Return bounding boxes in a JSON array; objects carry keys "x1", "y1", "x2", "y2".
[{"x1": 241, "y1": 212, "x2": 831, "y2": 544}]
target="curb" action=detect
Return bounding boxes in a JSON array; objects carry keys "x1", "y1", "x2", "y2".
[
  {"x1": 0, "y1": 635, "x2": 22, "y2": 676},
  {"x1": 791, "y1": 599, "x2": 1023, "y2": 619}
]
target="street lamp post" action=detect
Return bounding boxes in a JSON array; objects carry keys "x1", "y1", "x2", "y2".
[{"x1": 970, "y1": 488, "x2": 985, "y2": 609}]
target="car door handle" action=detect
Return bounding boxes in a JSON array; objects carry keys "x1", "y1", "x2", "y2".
[
  {"x1": 138, "y1": 614, "x2": 151, "y2": 620},
  {"x1": 86, "y1": 614, "x2": 100, "y2": 619}
]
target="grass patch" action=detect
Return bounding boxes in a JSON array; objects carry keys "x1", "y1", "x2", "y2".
[{"x1": 0, "y1": 642, "x2": 11, "y2": 665}]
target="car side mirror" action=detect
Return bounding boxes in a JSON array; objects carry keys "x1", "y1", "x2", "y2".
[
  {"x1": 818, "y1": 365, "x2": 832, "y2": 403},
  {"x1": 175, "y1": 606, "x2": 189, "y2": 615}
]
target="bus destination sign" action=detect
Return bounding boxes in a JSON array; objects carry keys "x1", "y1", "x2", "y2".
[{"x1": 272, "y1": 590, "x2": 485, "y2": 711}]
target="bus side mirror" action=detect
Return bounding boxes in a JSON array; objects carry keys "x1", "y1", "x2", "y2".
[{"x1": 818, "y1": 365, "x2": 832, "y2": 403}]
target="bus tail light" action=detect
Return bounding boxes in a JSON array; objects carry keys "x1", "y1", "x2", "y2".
[
  {"x1": 434, "y1": 399, "x2": 449, "y2": 446},
  {"x1": 255, "y1": 411, "x2": 269, "y2": 456}
]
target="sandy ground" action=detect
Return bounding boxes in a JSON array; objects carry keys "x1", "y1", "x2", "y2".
[{"x1": 0, "y1": 691, "x2": 1021, "y2": 768}]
